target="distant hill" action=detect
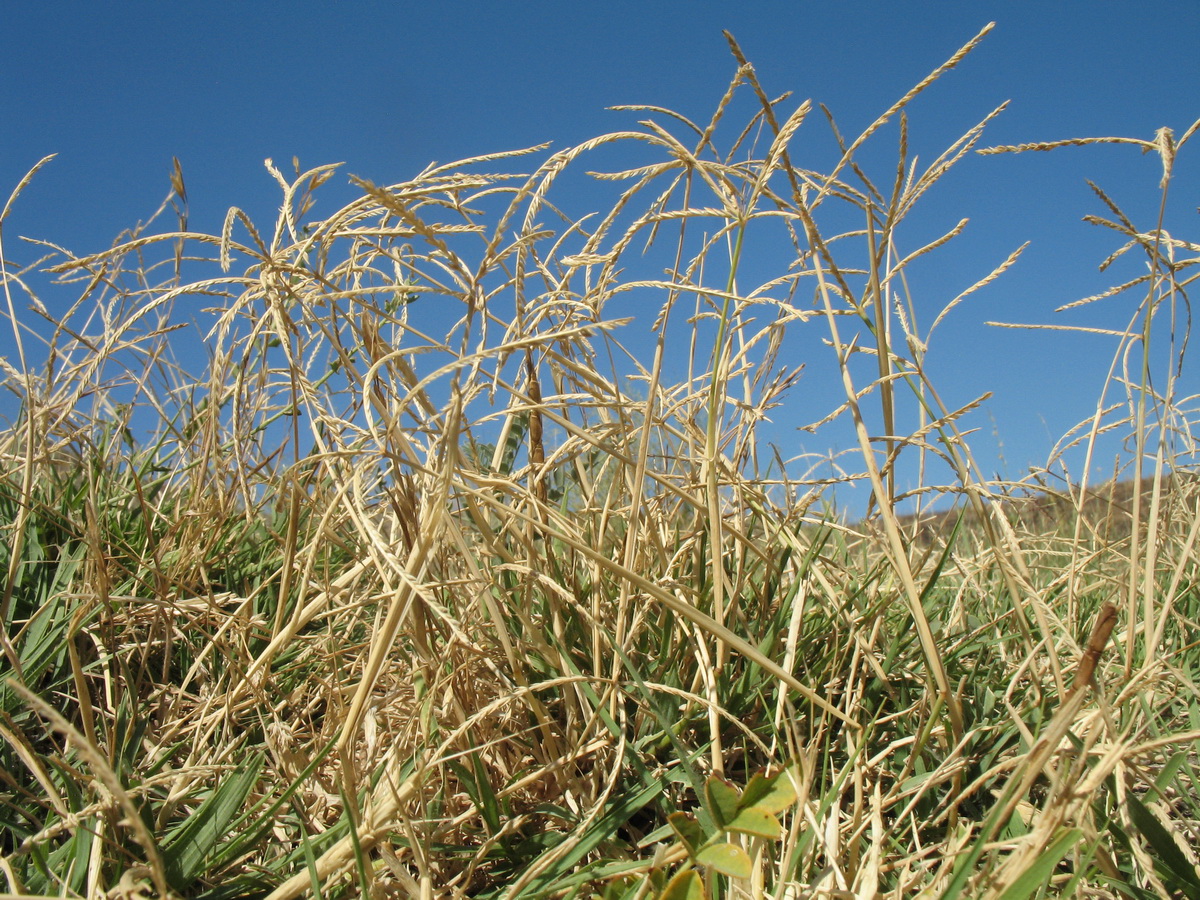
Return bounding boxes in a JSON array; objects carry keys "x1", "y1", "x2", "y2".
[{"x1": 881, "y1": 471, "x2": 1198, "y2": 548}]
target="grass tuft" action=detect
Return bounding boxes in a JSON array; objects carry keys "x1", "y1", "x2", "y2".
[{"x1": 2, "y1": 26, "x2": 1199, "y2": 900}]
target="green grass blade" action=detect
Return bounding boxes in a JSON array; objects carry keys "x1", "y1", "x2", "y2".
[
  {"x1": 1126, "y1": 791, "x2": 1200, "y2": 897},
  {"x1": 162, "y1": 753, "x2": 265, "y2": 888},
  {"x1": 994, "y1": 828, "x2": 1081, "y2": 900}
]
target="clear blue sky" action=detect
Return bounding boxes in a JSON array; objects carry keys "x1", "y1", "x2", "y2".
[{"x1": 2, "y1": 2, "x2": 1197, "y2": 497}]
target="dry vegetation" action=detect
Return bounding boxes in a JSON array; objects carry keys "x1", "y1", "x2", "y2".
[{"x1": 2, "y1": 25, "x2": 1199, "y2": 900}]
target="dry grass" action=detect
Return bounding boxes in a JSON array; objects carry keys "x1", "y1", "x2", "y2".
[{"x1": 2, "y1": 25, "x2": 1199, "y2": 900}]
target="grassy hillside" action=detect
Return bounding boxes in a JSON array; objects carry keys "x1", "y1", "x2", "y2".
[{"x1": 2, "y1": 28, "x2": 1198, "y2": 900}]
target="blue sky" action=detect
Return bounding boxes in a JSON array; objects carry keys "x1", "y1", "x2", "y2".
[{"x1": 2, "y1": 2, "x2": 1197, "y2": 497}]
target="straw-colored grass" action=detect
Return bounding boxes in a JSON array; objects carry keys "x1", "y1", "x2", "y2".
[{"x1": 2, "y1": 25, "x2": 1199, "y2": 900}]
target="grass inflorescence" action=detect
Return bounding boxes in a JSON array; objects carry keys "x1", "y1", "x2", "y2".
[{"x1": 2, "y1": 26, "x2": 1199, "y2": 900}]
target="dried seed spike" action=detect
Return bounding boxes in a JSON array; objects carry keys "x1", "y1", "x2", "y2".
[
  {"x1": 822, "y1": 22, "x2": 997, "y2": 193},
  {"x1": 1072, "y1": 601, "x2": 1119, "y2": 693},
  {"x1": 928, "y1": 241, "x2": 1028, "y2": 340},
  {"x1": 978, "y1": 135, "x2": 1154, "y2": 155},
  {"x1": 170, "y1": 155, "x2": 187, "y2": 202},
  {"x1": 1155, "y1": 125, "x2": 1176, "y2": 188},
  {"x1": 1177, "y1": 115, "x2": 1200, "y2": 148},
  {"x1": 0, "y1": 153, "x2": 56, "y2": 226}
]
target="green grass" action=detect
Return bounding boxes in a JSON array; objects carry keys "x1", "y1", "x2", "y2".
[{"x1": 2, "y1": 25, "x2": 1199, "y2": 900}]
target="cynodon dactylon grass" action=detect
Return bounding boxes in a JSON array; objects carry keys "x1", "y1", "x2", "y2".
[{"x1": 2, "y1": 23, "x2": 1199, "y2": 900}]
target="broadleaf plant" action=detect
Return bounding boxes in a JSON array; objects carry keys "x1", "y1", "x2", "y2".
[{"x1": 653, "y1": 768, "x2": 798, "y2": 900}]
